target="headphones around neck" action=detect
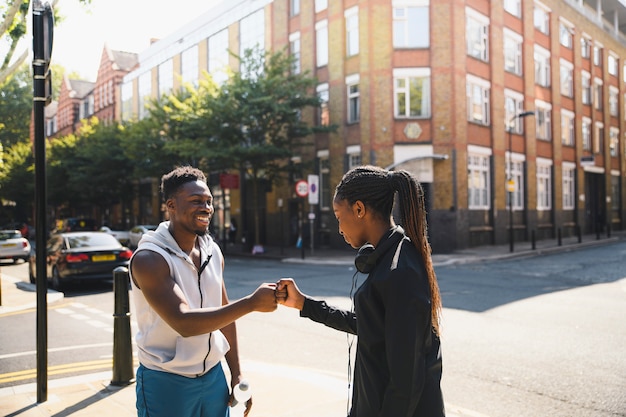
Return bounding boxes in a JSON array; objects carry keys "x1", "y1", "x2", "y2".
[{"x1": 354, "y1": 227, "x2": 404, "y2": 274}]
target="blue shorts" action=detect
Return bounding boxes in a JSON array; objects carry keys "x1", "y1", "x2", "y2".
[{"x1": 136, "y1": 363, "x2": 230, "y2": 417}]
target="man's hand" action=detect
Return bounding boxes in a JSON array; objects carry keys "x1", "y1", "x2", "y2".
[{"x1": 249, "y1": 283, "x2": 278, "y2": 312}]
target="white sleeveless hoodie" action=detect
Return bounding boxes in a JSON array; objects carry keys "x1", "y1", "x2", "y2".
[{"x1": 129, "y1": 222, "x2": 230, "y2": 378}]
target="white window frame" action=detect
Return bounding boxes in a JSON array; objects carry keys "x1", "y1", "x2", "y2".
[
  {"x1": 240, "y1": 9, "x2": 265, "y2": 65},
  {"x1": 610, "y1": 127, "x2": 619, "y2": 157},
  {"x1": 536, "y1": 158, "x2": 552, "y2": 211},
  {"x1": 466, "y1": 75, "x2": 491, "y2": 126},
  {"x1": 315, "y1": 0, "x2": 328, "y2": 13},
  {"x1": 534, "y1": 45, "x2": 551, "y2": 87},
  {"x1": 466, "y1": 8, "x2": 489, "y2": 62},
  {"x1": 609, "y1": 86, "x2": 619, "y2": 117},
  {"x1": 534, "y1": 2, "x2": 550, "y2": 34},
  {"x1": 392, "y1": 0, "x2": 430, "y2": 49},
  {"x1": 316, "y1": 83, "x2": 329, "y2": 126},
  {"x1": 581, "y1": 35, "x2": 591, "y2": 59},
  {"x1": 594, "y1": 42, "x2": 603, "y2": 66},
  {"x1": 393, "y1": 67, "x2": 431, "y2": 119},
  {"x1": 562, "y1": 162, "x2": 576, "y2": 210},
  {"x1": 504, "y1": 0, "x2": 521, "y2": 17},
  {"x1": 138, "y1": 71, "x2": 152, "y2": 120},
  {"x1": 316, "y1": 20, "x2": 329, "y2": 68},
  {"x1": 347, "y1": 145, "x2": 362, "y2": 169},
  {"x1": 581, "y1": 71, "x2": 591, "y2": 105},
  {"x1": 504, "y1": 89, "x2": 525, "y2": 134},
  {"x1": 208, "y1": 29, "x2": 230, "y2": 85},
  {"x1": 158, "y1": 59, "x2": 173, "y2": 98},
  {"x1": 317, "y1": 150, "x2": 330, "y2": 210},
  {"x1": 505, "y1": 151, "x2": 525, "y2": 211},
  {"x1": 608, "y1": 52, "x2": 618, "y2": 76},
  {"x1": 346, "y1": 74, "x2": 360, "y2": 124},
  {"x1": 121, "y1": 81, "x2": 133, "y2": 121},
  {"x1": 504, "y1": 29, "x2": 523, "y2": 75},
  {"x1": 561, "y1": 109, "x2": 575, "y2": 147},
  {"x1": 594, "y1": 77, "x2": 603, "y2": 110},
  {"x1": 559, "y1": 19, "x2": 573, "y2": 49},
  {"x1": 560, "y1": 59, "x2": 573, "y2": 97},
  {"x1": 594, "y1": 122, "x2": 604, "y2": 154},
  {"x1": 345, "y1": 6, "x2": 359, "y2": 57},
  {"x1": 582, "y1": 117, "x2": 592, "y2": 150},
  {"x1": 467, "y1": 145, "x2": 492, "y2": 210},
  {"x1": 290, "y1": 0, "x2": 300, "y2": 17},
  {"x1": 181, "y1": 45, "x2": 199, "y2": 87},
  {"x1": 289, "y1": 32, "x2": 301, "y2": 74},
  {"x1": 535, "y1": 100, "x2": 552, "y2": 141}
]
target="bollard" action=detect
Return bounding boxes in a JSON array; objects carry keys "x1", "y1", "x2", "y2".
[
  {"x1": 111, "y1": 266, "x2": 135, "y2": 386},
  {"x1": 557, "y1": 228, "x2": 562, "y2": 246},
  {"x1": 531, "y1": 230, "x2": 536, "y2": 250}
]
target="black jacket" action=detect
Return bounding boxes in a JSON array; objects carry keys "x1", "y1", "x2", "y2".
[{"x1": 301, "y1": 228, "x2": 445, "y2": 417}]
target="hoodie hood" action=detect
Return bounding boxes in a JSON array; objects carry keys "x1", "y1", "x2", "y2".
[{"x1": 138, "y1": 221, "x2": 214, "y2": 261}]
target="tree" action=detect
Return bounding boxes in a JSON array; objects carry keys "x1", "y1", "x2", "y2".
[
  {"x1": 0, "y1": 63, "x2": 31, "y2": 148},
  {"x1": 1, "y1": 0, "x2": 91, "y2": 84},
  {"x1": 214, "y1": 46, "x2": 335, "y2": 247},
  {"x1": 0, "y1": 139, "x2": 34, "y2": 223}
]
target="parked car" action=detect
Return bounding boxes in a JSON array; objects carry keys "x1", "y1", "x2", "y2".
[
  {"x1": 28, "y1": 231, "x2": 132, "y2": 290},
  {"x1": 0, "y1": 230, "x2": 31, "y2": 263},
  {"x1": 99, "y1": 226, "x2": 130, "y2": 246},
  {"x1": 128, "y1": 225, "x2": 157, "y2": 249}
]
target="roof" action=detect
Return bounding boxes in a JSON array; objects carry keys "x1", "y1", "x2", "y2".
[
  {"x1": 110, "y1": 49, "x2": 138, "y2": 72},
  {"x1": 68, "y1": 79, "x2": 95, "y2": 99}
]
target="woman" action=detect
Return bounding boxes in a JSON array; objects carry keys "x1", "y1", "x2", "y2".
[{"x1": 277, "y1": 165, "x2": 445, "y2": 417}]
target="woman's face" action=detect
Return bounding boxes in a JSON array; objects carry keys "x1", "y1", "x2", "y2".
[{"x1": 333, "y1": 197, "x2": 366, "y2": 249}]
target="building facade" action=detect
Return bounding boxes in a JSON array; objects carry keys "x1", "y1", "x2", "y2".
[{"x1": 118, "y1": 0, "x2": 626, "y2": 253}]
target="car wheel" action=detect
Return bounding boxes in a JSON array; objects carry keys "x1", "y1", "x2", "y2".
[{"x1": 51, "y1": 267, "x2": 64, "y2": 291}]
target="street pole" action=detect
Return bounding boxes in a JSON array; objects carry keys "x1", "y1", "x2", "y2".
[
  {"x1": 507, "y1": 111, "x2": 534, "y2": 253},
  {"x1": 33, "y1": 0, "x2": 53, "y2": 403}
]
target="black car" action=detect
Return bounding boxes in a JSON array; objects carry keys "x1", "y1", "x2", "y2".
[{"x1": 29, "y1": 231, "x2": 133, "y2": 290}]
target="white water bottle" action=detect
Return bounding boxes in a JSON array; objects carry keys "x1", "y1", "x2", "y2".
[{"x1": 230, "y1": 380, "x2": 251, "y2": 417}]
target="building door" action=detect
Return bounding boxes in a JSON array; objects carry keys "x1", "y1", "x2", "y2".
[{"x1": 584, "y1": 172, "x2": 605, "y2": 234}]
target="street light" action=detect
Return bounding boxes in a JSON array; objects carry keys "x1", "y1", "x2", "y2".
[{"x1": 507, "y1": 110, "x2": 534, "y2": 253}]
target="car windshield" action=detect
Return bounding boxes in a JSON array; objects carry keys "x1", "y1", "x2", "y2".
[
  {"x1": 0, "y1": 231, "x2": 21, "y2": 240},
  {"x1": 67, "y1": 234, "x2": 121, "y2": 249}
]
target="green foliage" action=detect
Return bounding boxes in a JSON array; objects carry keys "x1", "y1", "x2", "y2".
[
  {"x1": 0, "y1": 140, "x2": 34, "y2": 220},
  {"x1": 0, "y1": 64, "x2": 31, "y2": 148}
]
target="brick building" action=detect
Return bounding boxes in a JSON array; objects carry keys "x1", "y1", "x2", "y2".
[{"x1": 116, "y1": 0, "x2": 626, "y2": 252}]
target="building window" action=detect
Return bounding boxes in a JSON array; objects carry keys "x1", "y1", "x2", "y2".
[
  {"x1": 562, "y1": 163, "x2": 576, "y2": 210},
  {"x1": 289, "y1": 32, "x2": 301, "y2": 74},
  {"x1": 316, "y1": 83, "x2": 329, "y2": 126},
  {"x1": 534, "y1": 46, "x2": 551, "y2": 87},
  {"x1": 608, "y1": 53, "x2": 618, "y2": 76},
  {"x1": 466, "y1": 8, "x2": 489, "y2": 62},
  {"x1": 345, "y1": 7, "x2": 359, "y2": 57},
  {"x1": 609, "y1": 86, "x2": 619, "y2": 117},
  {"x1": 582, "y1": 117, "x2": 592, "y2": 150},
  {"x1": 504, "y1": 89, "x2": 524, "y2": 134},
  {"x1": 504, "y1": 29, "x2": 522, "y2": 75},
  {"x1": 561, "y1": 110, "x2": 574, "y2": 147},
  {"x1": 318, "y1": 150, "x2": 330, "y2": 210},
  {"x1": 315, "y1": 0, "x2": 327, "y2": 13},
  {"x1": 208, "y1": 29, "x2": 229, "y2": 85},
  {"x1": 536, "y1": 159, "x2": 552, "y2": 211},
  {"x1": 290, "y1": 0, "x2": 300, "y2": 16},
  {"x1": 504, "y1": 0, "x2": 521, "y2": 17},
  {"x1": 158, "y1": 59, "x2": 173, "y2": 98},
  {"x1": 346, "y1": 74, "x2": 360, "y2": 124},
  {"x1": 466, "y1": 75, "x2": 490, "y2": 126},
  {"x1": 594, "y1": 122, "x2": 604, "y2": 154},
  {"x1": 506, "y1": 153, "x2": 525, "y2": 210},
  {"x1": 138, "y1": 71, "x2": 152, "y2": 120},
  {"x1": 581, "y1": 36, "x2": 591, "y2": 58},
  {"x1": 611, "y1": 174, "x2": 620, "y2": 210},
  {"x1": 610, "y1": 127, "x2": 619, "y2": 157},
  {"x1": 581, "y1": 71, "x2": 591, "y2": 105},
  {"x1": 181, "y1": 45, "x2": 199, "y2": 87},
  {"x1": 534, "y1": 2, "x2": 550, "y2": 34},
  {"x1": 535, "y1": 100, "x2": 552, "y2": 141},
  {"x1": 121, "y1": 81, "x2": 133, "y2": 122},
  {"x1": 559, "y1": 20, "x2": 573, "y2": 48},
  {"x1": 467, "y1": 146, "x2": 491, "y2": 210},
  {"x1": 393, "y1": 68, "x2": 431, "y2": 118},
  {"x1": 560, "y1": 59, "x2": 573, "y2": 97},
  {"x1": 594, "y1": 44, "x2": 603, "y2": 66},
  {"x1": 347, "y1": 145, "x2": 361, "y2": 169},
  {"x1": 594, "y1": 78, "x2": 603, "y2": 110},
  {"x1": 393, "y1": 1, "x2": 429, "y2": 48},
  {"x1": 316, "y1": 20, "x2": 329, "y2": 67},
  {"x1": 240, "y1": 9, "x2": 265, "y2": 68}
]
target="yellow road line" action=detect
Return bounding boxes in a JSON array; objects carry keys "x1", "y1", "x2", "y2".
[{"x1": 0, "y1": 358, "x2": 138, "y2": 384}]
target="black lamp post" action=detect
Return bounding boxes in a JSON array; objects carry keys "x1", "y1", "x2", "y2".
[{"x1": 507, "y1": 110, "x2": 534, "y2": 253}]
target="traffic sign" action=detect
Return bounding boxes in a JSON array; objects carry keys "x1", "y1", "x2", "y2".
[
  {"x1": 308, "y1": 174, "x2": 319, "y2": 204},
  {"x1": 295, "y1": 180, "x2": 308, "y2": 197}
]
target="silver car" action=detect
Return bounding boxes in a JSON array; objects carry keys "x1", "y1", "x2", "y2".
[{"x1": 0, "y1": 230, "x2": 32, "y2": 263}]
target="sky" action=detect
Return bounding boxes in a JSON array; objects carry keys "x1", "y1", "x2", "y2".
[{"x1": 50, "y1": 0, "x2": 222, "y2": 80}]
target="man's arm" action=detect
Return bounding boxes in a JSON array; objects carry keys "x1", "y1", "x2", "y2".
[{"x1": 131, "y1": 250, "x2": 277, "y2": 337}]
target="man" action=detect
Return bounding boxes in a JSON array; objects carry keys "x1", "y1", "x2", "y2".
[{"x1": 130, "y1": 166, "x2": 277, "y2": 417}]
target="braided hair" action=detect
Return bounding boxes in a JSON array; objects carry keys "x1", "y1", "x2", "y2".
[{"x1": 334, "y1": 165, "x2": 442, "y2": 336}]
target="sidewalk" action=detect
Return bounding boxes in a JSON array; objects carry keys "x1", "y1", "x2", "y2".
[{"x1": 0, "y1": 229, "x2": 622, "y2": 417}]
